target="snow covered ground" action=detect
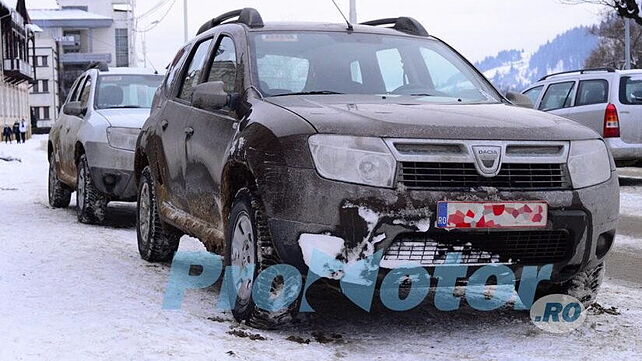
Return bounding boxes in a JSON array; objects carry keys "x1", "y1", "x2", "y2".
[{"x1": 1, "y1": 136, "x2": 641, "y2": 361}]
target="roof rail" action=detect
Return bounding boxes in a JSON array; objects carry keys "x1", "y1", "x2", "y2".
[
  {"x1": 87, "y1": 62, "x2": 108, "y2": 72},
  {"x1": 538, "y1": 67, "x2": 616, "y2": 82},
  {"x1": 196, "y1": 8, "x2": 263, "y2": 36},
  {"x1": 360, "y1": 17, "x2": 428, "y2": 37}
]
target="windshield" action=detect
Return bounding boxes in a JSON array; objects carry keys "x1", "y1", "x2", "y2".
[
  {"x1": 95, "y1": 74, "x2": 163, "y2": 109},
  {"x1": 250, "y1": 31, "x2": 500, "y2": 103}
]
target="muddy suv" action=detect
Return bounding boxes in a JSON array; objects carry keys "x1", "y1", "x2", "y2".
[{"x1": 134, "y1": 9, "x2": 619, "y2": 327}]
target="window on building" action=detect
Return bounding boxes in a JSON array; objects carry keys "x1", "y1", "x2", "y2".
[
  {"x1": 32, "y1": 82, "x2": 39, "y2": 94},
  {"x1": 41, "y1": 80, "x2": 49, "y2": 93},
  {"x1": 43, "y1": 107, "x2": 51, "y2": 120},
  {"x1": 31, "y1": 107, "x2": 39, "y2": 120},
  {"x1": 36, "y1": 56, "x2": 49, "y2": 67},
  {"x1": 115, "y1": 29, "x2": 129, "y2": 67}
]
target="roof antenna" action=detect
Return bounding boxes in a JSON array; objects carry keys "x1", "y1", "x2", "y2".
[{"x1": 331, "y1": 0, "x2": 353, "y2": 31}]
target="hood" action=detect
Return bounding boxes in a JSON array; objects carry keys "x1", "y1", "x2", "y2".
[
  {"x1": 95, "y1": 108, "x2": 151, "y2": 128},
  {"x1": 266, "y1": 95, "x2": 599, "y2": 141}
]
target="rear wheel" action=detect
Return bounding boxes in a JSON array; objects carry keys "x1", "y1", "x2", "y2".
[
  {"x1": 136, "y1": 166, "x2": 180, "y2": 262},
  {"x1": 48, "y1": 152, "x2": 71, "y2": 208},
  {"x1": 226, "y1": 188, "x2": 298, "y2": 329},
  {"x1": 76, "y1": 154, "x2": 108, "y2": 224}
]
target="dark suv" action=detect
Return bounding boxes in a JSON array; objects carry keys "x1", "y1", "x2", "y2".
[{"x1": 134, "y1": 9, "x2": 619, "y2": 327}]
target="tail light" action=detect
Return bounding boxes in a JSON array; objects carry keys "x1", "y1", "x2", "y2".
[{"x1": 603, "y1": 103, "x2": 620, "y2": 138}]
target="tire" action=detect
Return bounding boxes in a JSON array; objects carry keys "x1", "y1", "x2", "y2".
[
  {"x1": 136, "y1": 166, "x2": 181, "y2": 262},
  {"x1": 48, "y1": 152, "x2": 72, "y2": 208},
  {"x1": 536, "y1": 263, "x2": 605, "y2": 308},
  {"x1": 226, "y1": 188, "x2": 298, "y2": 329},
  {"x1": 76, "y1": 154, "x2": 108, "y2": 224}
]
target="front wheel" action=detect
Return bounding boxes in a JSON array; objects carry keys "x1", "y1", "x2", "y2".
[
  {"x1": 536, "y1": 263, "x2": 605, "y2": 308},
  {"x1": 48, "y1": 152, "x2": 72, "y2": 208},
  {"x1": 226, "y1": 188, "x2": 298, "y2": 329},
  {"x1": 136, "y1": 166, "x2": 180, "y2": 262},
  {"x1": 76, "y1": 154, "x2": 108, "y2": 224}
]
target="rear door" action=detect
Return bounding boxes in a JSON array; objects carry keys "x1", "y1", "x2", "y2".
[
  {"x1": 564, "y1": 79, "x2": 609, "y2": 136},
  {"x1": 616, "y1": 75, "x2": 642, "y2": 144},
  {"x1": 538, "y1": 80, "x2": 577, "y2": 118},
  {"x1": 185, "y1": 34, "x2": 241, "y2": 229},
  {"x1": 159, "y1": 37, "x2": 214, "y2": 212}
]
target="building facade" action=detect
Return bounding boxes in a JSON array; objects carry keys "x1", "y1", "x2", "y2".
[
  {"x1": 1, "y1": 0, "x2": 34, "y2": 135},
  {"x1": 29, "y1": 0, "x2": 136, "y2": 129}
]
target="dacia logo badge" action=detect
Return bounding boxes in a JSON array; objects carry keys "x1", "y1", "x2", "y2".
[{"x1": 472, "y1": 145, "x2": 502, "y2": 177}]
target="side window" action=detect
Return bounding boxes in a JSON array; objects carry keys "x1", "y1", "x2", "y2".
[
  {"x1": 376, "y1": 48, "x2": 404, "y2": 92},
  {"x1": 165, "y1": 46, "x2": 190, "y2": 92},
  {"x1": 178, "y1": 38, "x2": 213, "y2": 101},
  {"x1": 539, "y1": 82, "x2": 575, "y2": 111},
  {"x1": 523, "y1": 86, "x2": 544, "y2": 106},
  {"x1": 576, "y1": 80, "x2": 608, "y2": 106},
  {"x1": 207, "y1": 36, "x2": 238, "y2": 94},
  {"x1": 68, "y1": 76, "x2": 85, "y2": 103},
  {"x1": 78, "y1": 76, "x2": 93, "y2": 108}
]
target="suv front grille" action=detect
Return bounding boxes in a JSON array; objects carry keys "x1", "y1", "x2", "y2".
[
  {"x1": 383, "y1": 230, "x2": 572, "y2": 266},
  {"x1": 399, "y1": 162, "x2": 571, "y2": 190}
]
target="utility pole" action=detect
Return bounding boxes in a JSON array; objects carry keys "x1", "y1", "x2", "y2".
[
  {"x1": 626, "y1": 17, "x2": 632, "y2": 69},
  {"x1": 183, "y1": 0, "x2": 188, "y2": 43},
  {"x1": 349, "y1": 0, "x2": 357, "y2": 23}
]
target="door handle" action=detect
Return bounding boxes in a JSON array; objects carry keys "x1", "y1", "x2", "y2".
[
  {"x1": 184, "y1": 127, "x2": 194, "y2": 138},
  {"x1": 161, "y1": 119, "x2": 169, "y2": 131}
]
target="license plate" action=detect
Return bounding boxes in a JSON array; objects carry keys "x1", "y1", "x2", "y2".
[{"x1": 437, "y1": 201, "x2": 548, "y2": 229}]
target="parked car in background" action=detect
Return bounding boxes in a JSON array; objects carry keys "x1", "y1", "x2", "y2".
[
  {"x1": 523, "y1": 68, "x2": 642, "y2": 166},
  {"x1": 48, "y1": 64, "x2": 163, "y2": 224},
  {"x1": 135, "y1": 9, "x2": 619, "y2": 328}
]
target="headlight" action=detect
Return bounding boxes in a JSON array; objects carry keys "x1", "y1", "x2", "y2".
[
  {"x1": 106, "y1": 127, "x2": 140, "y2": 151},
  {"x1": 567, "y1": 140, "x2": 612, "y2": 189},
  {"x1": 308, "y1": 135, "x2": 396, "y2": 187}
]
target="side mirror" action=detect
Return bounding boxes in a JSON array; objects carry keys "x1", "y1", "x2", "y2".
[
  {"x1": 63, "y1": 101, "x2": 87, "y2": 117},
  {"x1": 191, "y1": 81, "x2": 230, "y2": 112},
  {"x1": 506, "y1": 92, "x2": 534, "y2": 109}
]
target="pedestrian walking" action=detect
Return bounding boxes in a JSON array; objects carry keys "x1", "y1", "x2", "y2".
[
  {"x1": 2, "y1": 125, "x2": 12, "y2": 144},
  {"x1": 12, "y1": 121, "x2": 20, "y2": 144},
  {"x1": 19, "y1": 119, "x2": 27, "y2": 143}
]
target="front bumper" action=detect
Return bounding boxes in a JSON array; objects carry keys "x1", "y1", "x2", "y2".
[
  {"x1": 606, "y1": 137, "x2": 642, "y2": 161},
  {"x1": 259, "y1": 167, "x2": 620, "y2": 284},
  {"x1": 84, "y1": 142, "x2": 137, "y2": 201}
]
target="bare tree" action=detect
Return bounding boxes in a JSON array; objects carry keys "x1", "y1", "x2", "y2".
[
  {"x1": 560, "y1": 0, "x2": 642, "y2": 25},
  {"x1": 585, "y1": 12, "x2": 642, "y2": 67}
]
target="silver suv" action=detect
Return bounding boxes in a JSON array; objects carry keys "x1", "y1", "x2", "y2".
[
  {"x1": 523, "y1": 68, "x2": 642, "y2": 166},
  {"x1": 48, "y1": 65, "x2": 163, "y2": 223}
]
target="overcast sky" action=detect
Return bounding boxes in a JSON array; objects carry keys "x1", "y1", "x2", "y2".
[{"x1": 26, "y1": 0, "x2": 607, "y2": 70}]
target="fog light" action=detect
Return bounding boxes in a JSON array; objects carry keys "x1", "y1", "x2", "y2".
[{"x1": 596, "y1": 232, "x2": 615, "y2": 258}]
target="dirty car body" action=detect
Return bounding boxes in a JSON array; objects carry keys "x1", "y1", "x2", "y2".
[{"x1": 135, "y1": 12, "x2": 619, "y2": 322}]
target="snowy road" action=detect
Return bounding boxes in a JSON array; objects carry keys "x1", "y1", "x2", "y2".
[{"x1": 1, "y1": 136, "x2": 641, "y2": 361}]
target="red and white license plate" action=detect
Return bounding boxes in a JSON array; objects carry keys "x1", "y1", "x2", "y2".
[{"x1": 436, "y1": 201, "x2": 548, "y2": 229}]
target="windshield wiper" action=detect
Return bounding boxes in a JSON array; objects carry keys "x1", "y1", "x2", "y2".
[
  {"x1": 271, "y1": 90, "x2": 344, "y2": 97},
  {"x1": 104, "y1": 105, "x2": 144, "y2": 109}
]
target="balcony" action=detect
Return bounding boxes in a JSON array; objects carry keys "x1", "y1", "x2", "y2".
[
  {"x1": 60, "y1": 53, "x2": 112, "y2": 65},
  {"x1": 3, "y1": 58, "x2": 34, "y2": 84}
]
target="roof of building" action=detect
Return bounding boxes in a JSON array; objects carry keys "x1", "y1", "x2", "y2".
[{"x1": 29, "y1": 8, "x2": 113, "y2": 28}]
